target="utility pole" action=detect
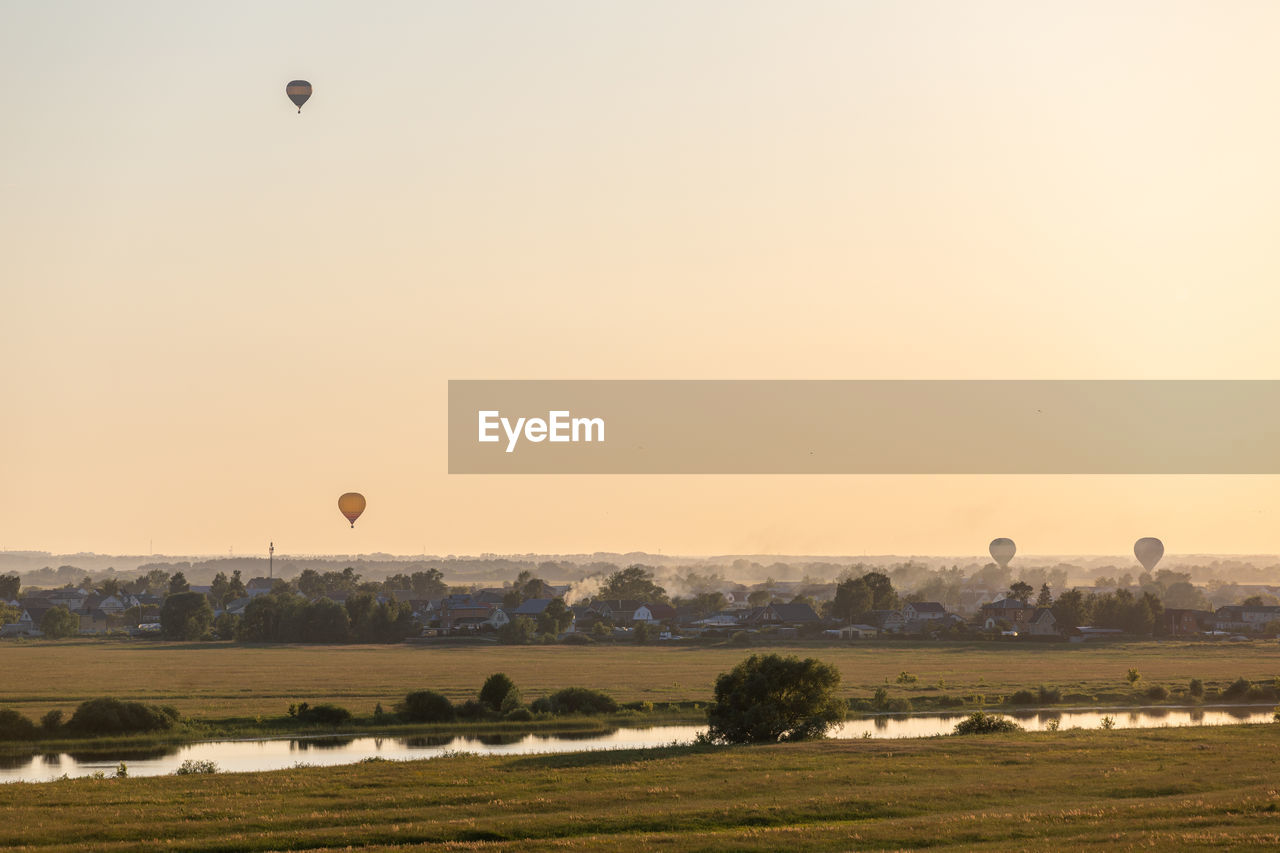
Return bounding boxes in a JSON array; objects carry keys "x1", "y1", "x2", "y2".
[{"x1": 269, "y1": 541, "x2": 274, "y2": 579}]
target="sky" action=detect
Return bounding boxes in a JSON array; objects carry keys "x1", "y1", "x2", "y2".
[{"x1": 5, "y1": 1, "x2": 1280, "y2": 559}]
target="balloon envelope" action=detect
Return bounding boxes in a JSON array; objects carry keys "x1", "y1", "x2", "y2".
[
  {"x1": 286, "y1": 80, "x2": 312, "y2": 112},
  {"x1": 989, "y1": 538, "x2": 1016, "y2": 569},
  {"x1": 338, "y1": 492, "x2": 366, "y2": 527},
  {"x1": 1134, "y1": 537, "x2": 1164, "y2": 572}
]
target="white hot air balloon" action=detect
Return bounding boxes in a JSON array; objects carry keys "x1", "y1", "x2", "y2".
[
  {"x1": 989, "y1": 538, "x2": 1016, "y2": 570},
  {"x1": 1134, "y1": 537, "x2": 1164, "y2": 572}
]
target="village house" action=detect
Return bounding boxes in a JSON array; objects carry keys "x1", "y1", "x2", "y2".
[{"x1": 902, "y1": 601, "x2": 947, "y2": 624}]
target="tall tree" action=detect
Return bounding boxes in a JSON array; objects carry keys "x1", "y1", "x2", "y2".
[{"x1": 600, "y1": 565, "x2": 668, "y2": 603}]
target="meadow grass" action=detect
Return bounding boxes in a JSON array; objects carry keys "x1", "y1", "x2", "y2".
[
  {"x1": 2, "y1": 637, "x2": 1277, "y2": 721},
  {"x1": 0, "y1": 724, "x2": 1277, "y2": 850}
]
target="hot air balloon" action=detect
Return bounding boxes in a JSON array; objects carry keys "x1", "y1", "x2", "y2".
[
  {"x1": 286, "y1": 80, "x2": 312, "y2": 113},
  {"x1": 1134, "y1": 537, "x2": 1164, "y2": 572},
  {"x1": 989, "y1": 538, "x2": 1016, "y2": 570},
  {"x1": 338, "y1": 492, "x2": 366, "y2": 528}
]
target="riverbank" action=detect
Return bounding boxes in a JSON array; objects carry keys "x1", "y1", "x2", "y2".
[{"x1": 2, "y1": 724, "x2": 1278, "y2": 849}]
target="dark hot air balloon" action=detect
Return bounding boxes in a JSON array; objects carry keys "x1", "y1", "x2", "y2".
[
  {"x1": 286, "y1": 80, "x2": 312, "y2": 113},
  {"x1": 989, "y1": 538, "x2": 1016, "y2": 570},
  {"x1": 1134, "y1": 537, "x2": 1164, "y2": 572},
  {"x1": 338, "y1": 492, "x2": 366, "y2": 528}
]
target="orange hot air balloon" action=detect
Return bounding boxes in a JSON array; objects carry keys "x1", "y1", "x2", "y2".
[
  {"x1": 338, "y1": 492, "x2": 366, "y2": 528},
  {"x1": 286, "y1": 80, "x2": 312, "y2": 113}
]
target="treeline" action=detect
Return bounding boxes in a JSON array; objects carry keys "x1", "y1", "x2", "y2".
[
  {"x1": 1049, "y1": 588, "x2": 1165, "y2": 634},
  {"x1": 229, "y1": 590, "x2": 414, "y2": 643}
]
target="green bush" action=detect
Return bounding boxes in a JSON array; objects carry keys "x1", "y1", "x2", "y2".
[
  {"x1": 398, "y1": 690, "x2": 455, "y2": 723},
  {"x1": 1189, "y1": 678, "x2": 1204, "y2": 697},
  {"x1": 456, "y1": 699, "x2": 495, "y2": 721},
  {"x1": 1037, "y1": 686, "x2": 1062, "y2": 704},
  {"x1": 896, "y1": 671, "x2": 918, "y2": 685},
  {"x1": 66, "y1": 698, "x2": 176, "y2": 735},
  {"x1": 40, "y1": 709, "x2": 63, "y2": 733},
  {"x1": 174, "y1": 759, "x2": 218, "y2": 775},
  {"x1": 544, "y1": 687, "x2": 619, "y2": 715},
  {"x1": 706, "y1": 653, "x2": 845, "y2": 744},
  {"x1": 1146, "y1": 685, "x2": 1169, "y2": 701},
  {"x1": 1223, "y1": 677, "x2": 1253, "y2": 699},
  {"x1": 1009, "y1": 690, "x2": 1036, "y2": 705},
  {"x1": 479, "y1": 673, "x2": 520, "y2": 713},
  {"x1": 294, "y1": 703, "x2": 352, "y2": 725},
  {"x1": 503, "y1": 707, "x2": 534, "y2": 722},
  {"x1": 0, "y1": 708, "x2": 38, "y2": 741},
  {"x1": 954, "y1": 712, "x2": 1022, "y2": 735}
]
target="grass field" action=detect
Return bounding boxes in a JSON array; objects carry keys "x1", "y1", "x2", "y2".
[
  {"x1": 1, "y1": 724, "x2": 1278, "y2": 850},
  {"x1": 2, "y1": 638, "x2": 1278, "y2": 721}
]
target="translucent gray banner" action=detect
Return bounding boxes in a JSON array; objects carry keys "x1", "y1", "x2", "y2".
[{"x1": 448, "y1": 380, "x2": 1280, "y2": 474}]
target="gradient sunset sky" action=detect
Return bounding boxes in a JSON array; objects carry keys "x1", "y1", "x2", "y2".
[{"x1": 5, "y1": 1, "x2": 1280, "y2": 558}]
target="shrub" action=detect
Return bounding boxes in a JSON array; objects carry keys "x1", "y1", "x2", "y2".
[
  {"x1": 0, "y1": 708, "x2": 38, "y2": 741},
  {"x1": 885, "y1": 698, "x2": 913, "y2": 713},
  {"x1": 1100, "y1": 715, "x2": 1116, "y2": 730},
  {"x1": 1037, "y1": 686, "x2": 1062, "y2": 704},
  {"x1": 174, "y1": 759, "x2": 218, "y2": 775},
  {"x1": 872, "y1": 687, "x2": 889, "y2": 709},
  {"x1": 479, "y1": 673, "x2": 520, "y2": 714},
  {"x1": 503, "y1": 707, "x2": 534, "y2": 722},
  {"x1": 954, "y1": 712, "x2": 1022, "y2": 735},
  {"x1": 66, "y1": 698, "x2": 176, "y2": 735},
  {"x1": 529, "y1": 697, "x2": 552, "y2": 714},
  {"x1": 294, "y1": 703, "x2": 352, "y2": 725},
  {"x1": 706, "y1": 653, "x2": 845, "y2": 744},
  {"x1": 1189, "y1": 678, "x2": 1204, "y2": 697},
  {"x1": 937, "y1": 695, "x2": 966, "y2": 708},
  {"x1": 41, "y1": 709, "x2": 63, "y2": 733},
  {"x1": 1126, "y1": 668, "x2": 1141, "y2": 685},
  {"x1": 545, "y1": 687, "x2": 619, "y2": 715},
  {"x1": 1146, "y1": 685, "x2": 1169, "y2": 701},
  {"x1": 896, "y1": 671, "x2": 918, "y2": 685},
  {"x1": 398, "y1": 690, "x2": 455, "y2": 723},
  {"x1": 1009, "y1": 690, "x2": 1036, "y2": 705},
  {"x1": 1223, "y1": 677, "x2": 1253, "y2": 699},
  {"x1": 561, "y1": 633, "x2": 594, "y2": 645},
  {"x1": 456, "y1": 699, "x2": 495, "y2": 721}
]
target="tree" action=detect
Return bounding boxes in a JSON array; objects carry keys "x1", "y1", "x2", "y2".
[
  {"x1": 227, "y1": 570, "x2": 246, "y2": 601},
  {"x1": 705, "y1": 653, "x2": 846, "y2": 744},
  {"x1": 1008, "y1": 581, "x2": 1034, "y2": 603},
  {"x1": 40, "y1": 605, "x2": 80, "y2": 639},
  {"x1": 536, "y1": 598, "x2": 573, "y2": 635},
  {"x1": 168, "y1": 572, "x2": 191, "y2": 595},
  {"x1": 160, "y1": 591, "x2": 213, "y2": 640},
  {"x1": 831, "y1": 577, "x2": 874, "y2": 623},
  {"x1": 499, "y1": 616, "x2": 537, "y2": 645},
  {"x1": 209, "y1": 572, "x2": 230, "y2": 607},
  {"x1": 1051, "y1": 588, "x2": 1090, "y2": 629},
  {"x1": 479, "y1": 673, "x2": 520, "y2": 713},
  {"x1": 97, "y1": 577, "x2": 122, "y2": 598},
  {"x1": 1036, "y1": 584, "x2": 1053, "y2": 607},
  {"x1": 860, "y1": 572, "x2": 898, "y2": 610},
  {"x1": 0, "y1": 574, "x2": 20, "y2": 601},
  {"x1": 747, "y1": 590, "x2": 773, "y2": 607},
  {"x1": 600, "y1": 565, "x2": 668, "y2": 603}
]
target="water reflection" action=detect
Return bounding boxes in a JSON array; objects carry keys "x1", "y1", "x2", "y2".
[{"x1": 1, "y1": 705, "x2": 1273, "y2": 783}]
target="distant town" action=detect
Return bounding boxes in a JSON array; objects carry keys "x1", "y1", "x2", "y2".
[{"x1": 4, "y1": 551, "x2": 1279, "y2": 644}]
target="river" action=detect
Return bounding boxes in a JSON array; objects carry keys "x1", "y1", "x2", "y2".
[{"x1": 1, "y1": 705, "x2": 1272, "y2": 783}]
